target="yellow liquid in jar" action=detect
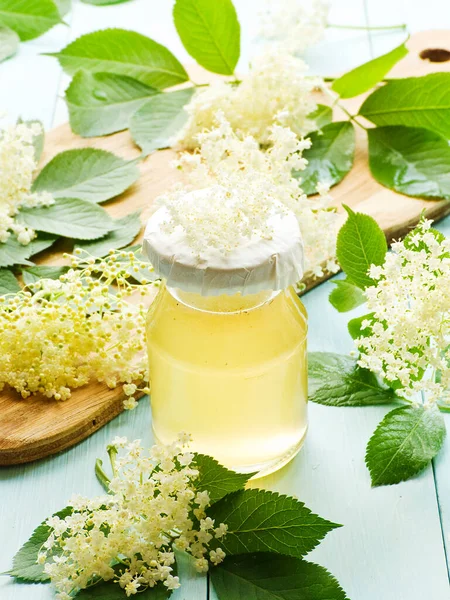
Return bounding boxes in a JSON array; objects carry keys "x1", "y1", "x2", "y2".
[{"x1": 146, "y1": 285, "x2": 308, "y2": 476}]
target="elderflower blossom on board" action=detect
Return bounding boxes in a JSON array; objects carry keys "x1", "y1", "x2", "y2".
[
  {"x1": 357, "y1": 220, "x2": 450, "y2": 404},
  {"x1": 176, "y1": 47, "x2": 321, "y2": 149},
  {"x1": 166, "y1": 113, "x2": 338, "y2": 277},
  {"x1": 0, "y1": 249, "x2": 156, "y2": 404},
  {"x1": 40, "y1": 434, "x2": 227, "y2": 599},
  {"x1": 0, "y1": 121, "x2": 53, "y2": 244}
]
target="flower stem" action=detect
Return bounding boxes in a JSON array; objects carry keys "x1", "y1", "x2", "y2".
[
  {"x1": 328, "y1": 23, "x2": 407, "y2": 31},
  {"x1": 95, "y1": 458, "x2": 111, "y2": 493},
  {"x1": 107, "y1": 444, "x2": 118, "y2": 477},
  {"x1": 336, "y1": 101, "x2": 368, "y2": 131}
]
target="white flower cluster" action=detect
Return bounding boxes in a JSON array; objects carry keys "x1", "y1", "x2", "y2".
[
  {"x1": 39, "y1": 434, "x2": 227, "y2": 599},
  {"x1": 0, "y1": 121, "x2": 53, "y2": 244},
  {"x1": 258, "y1": 0, "x2": 330, "y2": 56},
  {"x1": 176, "y1": 47, "x2": 320, "y2": 149},
  {"x1": 357, "y1": 220, "x2": 450, "y2": 403},
  {"x1": 165, "y1": 113, "x2": 338, "y2": 277},
  {"x1": 0, "y1": 249, "x2": 156, "y2": 405}
]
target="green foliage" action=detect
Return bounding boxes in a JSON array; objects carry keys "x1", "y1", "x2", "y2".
[
  {"x1": 332, "y1": 41, "x2": 408, "y2": 99},
  {"x1": 18, "y1": 118, "x2": 45, "y2": 162},
  {"x1": 0, "y1": 237, "x2": 37, "y2": 268},
  {"x1": 173, "y1": 0, "x2": 240, "y2": 75},
  {"x1": 209, "y1": 489, "x2": 340, "y2": 559},
  {"x1": 307, "y1": 104, "x2": 333, "y2": 131},
  {"x1": 0, "y1": 25, "x2": 18, "y2": 62},
  {"x1": 193, "y1": 454, "x2": 254, "y2": 505},
  {"x1": 75, "y1": 212, "x2": 141, "y2": 257},
  {"x1": 0, "y1": 0, "x2": 62, "y2": 41},
  {"x1": 366, "y1": 404, "x2": 446, "y2": 486},
  {"x1": 33, "y1": 148, "x2": 140, "y2": 203},
  {"x1": 368, "y1": 125, "x2": 450, "y2": 200},
  {"x1": 211, "y1": 553, "x2": 348, "y2": 600},
  {"x1": 66, "y1": 71, "x2": 157, "y2": 137},
  {"x1": 77, "y1": 580, "x2": 171, "y2": 599},
  {"x1": 308, "y1": 352, "x2": 398, "y2": 407},
  {"x1": 0, "y1": 268, "x2": 20, "y2": 294},
  {"x1": 81, "y1": 0, "x2": 133, "y2": 5},
  {"x1": 54, "y1": 0, "x2": 71, "y2": 17},
  {"x1": 22, "y1": 265, "x2": 69, "y2": 285},
  {"x1": 329, "y1": 279, "x2": 366, "y2": 312},
  {"x1": 348, "y1": 312, "x2": 375, "y2": 340},
  {"x1": 360, "y1": 73, "x2": 450, "y2": 140},
  {"x1": 294, "y1": 122, "x2": 355, "y2": 195},
  {"x1": 130, "y1": 88, "x2": 195, "y2": 155},
  {"x1": 48, "y1": 29, "x2": 188, "y2": 89},
  {"x1": 336, "y1": 206, "x2": 387, "y2": 290}
]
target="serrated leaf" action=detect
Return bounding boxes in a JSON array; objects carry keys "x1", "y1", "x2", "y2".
[
  {"x1": 0, "y1": 25, "x2": 18, "y2": 62},
  {"x1": 348, "y1": 312, "x2": 375, "y2": 340},
  {"x1": 66, "y1": 71, "x2": 157, "y2": 137},
  {"x1": 76, "y1": 211, "x2": 141, "y2": 257},
  {"x1": 308, "y1": 351, "x2": 398, "y2": 407},
  {"x1": 0, "y1": 0, "x2": 62, "y2": 41},
  {"x1": 359, "y1": 73, "x2": 450, "y2": 139},
  {"x1": 293, "y1": 122, "x2": 355, "y2": 195},
  {"x1": 48, "y1": 29, "x2": 188, "y2": 89},
  {"x1": 77, "y1": 580, "x2": 171, "y2": 599},
  {"x1": 22, "y1": 265, "x2": 68, "y2": 285},
  {"x1": 173, "y1": 0, "x2": 240, "y2": 75},
  {"x1": 366, "y1": 404, "x2": 446, "y2": 486},
  {"x1": 17, "y1": 198, "x2": 117, "y2": 240},
  {"x1": 9, "y1": 506, "x2": 72, "y2": 582},
  {"x1": 33, "y1": 148, "x2": 139, "y2": 204},
  {"x1": 0, "y1": 268, "x2": 20, "y2": 294},
  {"x1": 17, "y1": 118, "x2": 45, "y2": 162},
  {"x1": 208, "y1": 489, "x2": 339, "y2": 558},
  {"x1": 211, "y1": 553, "x2": 348, "y2": 600},
  {"x1": 332, "y1": 40, "x2": 408, "y2": 99},
  {"x1": 337, "y1": 206, "x2": 387, "y2": 289},
  {"x1": 368, "y1": 125, "x2": 450, "y2": 200},
  {"x1": 307, "y1": 104, "x2": 333, "y2": 131},
  {"x1": 329, "y1": 278, "x2": 366, "y2": 312},
  {"x1": 194, "y1": 454, "x2": 254, "y2": 505},
  {"x1": 130, "y1": 88, "x2": 195, "y2": 155},
  {"x1": 0, "y1": 236, "x2": 35, "y2": 268},
  {"x1": 27, "y1": 232, "x2": 58, "y2": 257}
]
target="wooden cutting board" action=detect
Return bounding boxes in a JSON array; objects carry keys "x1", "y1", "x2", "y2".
[{"x1": 1, "y1": 30, "x2": 450, "y2": 466}]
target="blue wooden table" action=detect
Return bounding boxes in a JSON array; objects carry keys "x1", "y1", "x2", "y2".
[{"x1": 1, "y1": 1, "x2": 450, "y2": 599}]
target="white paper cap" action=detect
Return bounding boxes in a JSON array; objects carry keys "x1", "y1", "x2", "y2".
[{"x1": 143, "y1": 189, "x2": 304, "y2": 296}]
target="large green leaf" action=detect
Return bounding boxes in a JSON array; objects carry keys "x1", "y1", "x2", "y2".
[
  {"x1": 212, "y1": 554, "x2": 348, "y2": 600},
  {"x1": 0, "y1": 25, "x2": 18, "y2": 62},
  {"x1": 307, "y1": 104, "x2": 333, "y2": 131},
  {"x1": 0, "y1": 0, "x2": 62, "y2": 41},
  {"x1": 336, "y1": 205, "x2": 387, "y2": 289},
  {"x1": 348, "y1": 312, "x2": 375, "y2": 340},
  {"x1": 77, "y1": 580, "x2": 171, "y2": 599},
  {"x1": 308, "y1": 352, "x2": 398, "y2": 407},
  {"x1": 75, "y1": 212, "x2": 141, "y2": 257},
  {"x1": 294, "y1": 122, "x2": 355, "y2": 195},
  {"x1": 329, "y1": 278, "x2": 366, "y2": 312},
  {"x1": 366, "y1": 404, "x2": 446, "y2": 486},
  {"x1": 66, "y1": 71, "x2": 157, "y2": 137},
  {"x1": 368, "y1": 125, "x2": 450, "y2": 200},
  {"x1": 130, "y1": 88, "x2": 194, "y2": 155},
  {"x1": 17, "y1": 198, "x2": 117, "y2": 240},
  {"x1": 0, "y1": 237, "x2": 35, "y2": 268},
  {"x1": 332, "y1": 41, "x2": 408, "y2": 99},
  {"x1": 0, "y1": 268, "x2": 20, "y2": 294},
  {"x1": 173, "y1": 0, "x2": 240, "y2": 75},
  {"x1": 33, "y1": 148, "x2": 139, "y2": 203},
  {"x1": 27, "y1": 232, "x2": 58, "y2": 257},
  {"x1": 48, "y1": 29, "x2": 188, "y2": 89},
  {"x1": 194, "y1": 454, "x2": 254, "y2": 505},
  {"x1": 22, "y1": 265, "x2": 69, "y2": 286},
  {"x1": 208, "y1": 489, "x2": 339, "y2": 558},
  {"x1": 359, "y1": 73, "x2": 450, "y2": 139}
]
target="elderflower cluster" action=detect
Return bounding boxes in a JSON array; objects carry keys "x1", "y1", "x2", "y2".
[
  {"x1": 0, "y1": 121, "x2": 53, "y2": 244},
  {"x1": 258, "y1": 0, "x2": 330, "y2": 56},
  {"x1": 165, "y1": 113, "x2": 338, "y2": 277},
  {"x1": 357, "y1": 220, "x2": 450, "y2": 403},
  {"x1": 176, "y1": 47, "x2": 321, "y2": 149},
  {"x1": 39, "y1": 434, "x2": 228, "y2": 599},
  {"x1": 0, "y1": 249, "x2": 157, "y2": 405}
]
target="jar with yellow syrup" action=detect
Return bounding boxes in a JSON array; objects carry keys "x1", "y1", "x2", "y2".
[{"x1": 143, "y1": 188, "x2": 308, "y2": 477}]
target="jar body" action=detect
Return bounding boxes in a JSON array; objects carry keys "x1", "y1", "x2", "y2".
[{"x1": 146, "y1": 284, "x2": 308, "y2": 476}]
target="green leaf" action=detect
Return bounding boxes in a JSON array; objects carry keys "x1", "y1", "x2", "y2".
[
  {"x1": 75, "y1": 211, "x2": 141, "y2": 257},
  {"x1": 173, "y1": 0, "x2": 240, "y2": 75},
  {"x1": 130, "y1": 88, "x2": 195, "y2": 155},
  {"x1": 0, "y1": 25, "x2": 18, "y2": 62},
  {"x1": 208, "y1": 489, "x2": 339, "y2": 558},
  {"x1": 0, "y1": 0, "x2": 62, "y2": 41},
  {"x1": 308, "y1": 351, "x2": 398, "y2": 407},
  {"x1": 22, "y1": 265, "x2": 69, "y2": 285},
  {"x1": 332, "y1": 40, "x2": 408, "y2": 99},
  {"x1": 33, "y1": 148, "x2": 139, "y2": 203},
  {"x1": 329, "y1": 278, "x2": 366, "y2": 312},
  {"x1": 17, "y1": 198, "x2": 117, "y2": 240},
  {"x1": 66, "y1": 71, "x2": 157, "y2": 137},
  {"x1": 48, "y1": 28, "x2": 188, "y2": 89},
  {"x1": 77, "y1": 580, "x2": 171, "y2": 599},
  {"x1": 368, "y1": 125, "x2": 450, "y2": 200},
  {"x1": 0, "y1": 237, "x2": 36, "y2": 268},
  {"x1": 336, "y1": 205, "x2": 387, "y2": 289},
  {"x1": 9, "y1": 506, "x2": 72, "y2": 582},
  {"x1": 366, "y1": 404, "x2": 446, "y2": 486},
  {"x1": 307, "y1": 104, "x2": 333, "y2": 131},
  {"x1": 348, "y1": 312, "x2": 375, "y2": 340},
  {"x1": 193, "y1": 454, "x2": 254, "y2": 505},
  {"x1": 54, "y1": 0, "x2": 71, "y2": 17},
  {"x1": 27, "y1": 232, "x2": 58, "y2": 257},
  {"x1": 0, "y1": 268, "x2": 20, "y2": 294},
  {"x1": 211, "y1": 553, "x2": 348, "y2": 600},
  {"x1": 18, "y1": 118, "x2": 45, "y2": 162},
  {"x1": 81, "y1": 0, "x2": 132, "y2": 5},
  {"x1": 359, "y1": 73, "x2": 450, "y2": 139},
  {"x1": 293, "y1": 122, "x2": 355, "y2": 195}
]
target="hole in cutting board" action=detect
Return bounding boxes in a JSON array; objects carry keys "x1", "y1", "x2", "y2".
[{"x1": 419, "y1": 48, "x2": 450, "y2": 62}]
